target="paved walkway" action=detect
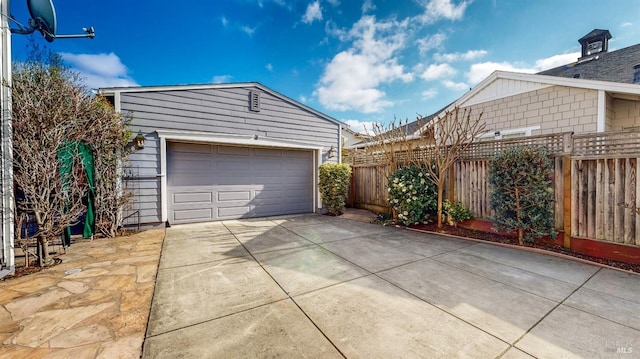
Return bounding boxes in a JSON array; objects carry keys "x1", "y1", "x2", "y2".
[
  {"x1": 144, "y1": 214, "x2": 640, "y2": 358},
  {"x1": 0, "y1": 230, "x2": 164, "y2": 358}
]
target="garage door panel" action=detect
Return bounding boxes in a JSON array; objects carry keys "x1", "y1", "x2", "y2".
[
  {"x1": 255, "y1": 148, "x2": 283, "y2": 157},
  {"x1": 168, "y1": 143, "x2": 313, "y2": 224},
  {"x1": 217, "y1": 146, "x2": 250, "y2": 156},
  {"x1": 173, "y1": 192, "x2": 212, "y2": 204},
  {"x1": 171, "y1": 142, "x2": 212, "y2": 154},
  {"x1": 173, "y1": 208, "x2": 213, "y2": 222},
  {"x1": 218, "y1": 206, "x2": 252, "y2": 218},
  {"x1": 286, "y1": 150, "x2": 312, "y2": 159},
  {"x1": 218, "y1": 191, "x2": 251, "y2": 201}
]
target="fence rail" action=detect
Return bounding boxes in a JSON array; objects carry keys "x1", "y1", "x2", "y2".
[{"x1": 346, "y1": 130, "x2": 640, "y2": 246}]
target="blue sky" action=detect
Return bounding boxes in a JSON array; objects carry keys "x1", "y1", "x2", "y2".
[{"x1": 7, "y1": 0, "x2": 640, "y2": 133}]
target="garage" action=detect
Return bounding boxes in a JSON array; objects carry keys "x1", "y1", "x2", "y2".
[
  {"x1": 167, "y1": 142, "x2": 314, "y2": 224},
  {"x1": 98, "y1": 82, "x2": 341, "y2": 228}
]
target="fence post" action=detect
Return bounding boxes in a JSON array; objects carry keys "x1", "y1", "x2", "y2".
[
  {"x1": 563, "y1": 155, "x2": 572, "y2": 249},
  {"x1": 448, "y1": 166, "x2": 455, "y2": 202}
]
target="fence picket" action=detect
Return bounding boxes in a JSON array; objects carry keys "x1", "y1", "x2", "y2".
[{"x1": 347, "y1": 130, "x2": 640, "y2": 246}]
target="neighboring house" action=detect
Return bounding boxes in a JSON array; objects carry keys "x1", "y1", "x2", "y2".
[
  {"x1": 372, "y1": 29, "x2": 640, "y2": 144},
  {"x1": 98, "y1": 82, "x2": 342, "y2": 227},
  {"x1": 341, "y1": 125, "x2": 370, "y2": 148}
]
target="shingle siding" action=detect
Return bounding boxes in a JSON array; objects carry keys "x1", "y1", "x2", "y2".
[{"x1": 464, "y1": 85, "x2": 598, "y2": 135}]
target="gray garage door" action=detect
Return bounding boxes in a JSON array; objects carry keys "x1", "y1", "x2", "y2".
[{"x1": 167, "y1": 142, "x2": 314, "y2": 224}]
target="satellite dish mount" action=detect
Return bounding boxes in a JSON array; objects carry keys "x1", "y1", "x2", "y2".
[{"x1": 9, "y1": 0, "x2": 94, "y2": 42}]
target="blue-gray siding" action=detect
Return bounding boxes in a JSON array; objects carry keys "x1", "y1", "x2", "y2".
[{"x1": 118, "y1": 85, "x2": 340, "y2": 226}]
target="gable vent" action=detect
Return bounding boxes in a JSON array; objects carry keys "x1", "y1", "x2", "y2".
[{"x1": 249, "y1": 90, "x2": 261, "y2": 112}]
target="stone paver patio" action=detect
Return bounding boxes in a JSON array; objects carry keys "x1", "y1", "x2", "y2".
[{"x1": 0, "y1": 229, "x2": 164, "y2": 358}]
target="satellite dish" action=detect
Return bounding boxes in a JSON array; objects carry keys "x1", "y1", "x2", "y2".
[
  {"x1": 9, "y1": 0, "x2": 94, "y2": 41},
  {"x1": 27, "y1": 0, "x2": 57, "y2": 42}
]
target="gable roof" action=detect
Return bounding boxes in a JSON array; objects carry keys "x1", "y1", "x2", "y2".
[
  {"x1": 97, "y1": 82, "x2": 344, "y2": 126},
  {"x1": 538, "y1": 43, "x2": 640, "y2": 84}
]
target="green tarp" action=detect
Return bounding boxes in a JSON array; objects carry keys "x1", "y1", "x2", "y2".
[{"x1": 57, "y1": 141, "x2": 95, "y2": 247}]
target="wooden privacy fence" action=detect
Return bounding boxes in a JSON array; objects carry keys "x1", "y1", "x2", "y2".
[{"x1": 346, "y1": 130, "x2": 640, "y2": 246}]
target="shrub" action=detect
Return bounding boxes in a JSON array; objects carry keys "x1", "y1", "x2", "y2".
[
  {"x1": 319, "y1": 163, "x2": 352, "y2": 215},
  {"x1": 443, "y1": 200, "x2": 473, "y2": 226},
  {"x1": 489, "y1": 146, "x2": 556, "y2": 245},
  {"x1": 388, "y1": 166, "x2": 437, "y2": 225}
]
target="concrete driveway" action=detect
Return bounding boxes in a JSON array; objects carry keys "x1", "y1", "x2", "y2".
[{"x1": 143, "y1": 214, "x2": 639, "y2": 358}]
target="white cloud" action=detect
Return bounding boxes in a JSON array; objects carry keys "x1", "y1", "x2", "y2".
[
  {"x1": 442, "y1": 79, "x2": 469, "y2": 91},
  {"x1": 466, "y1": 61, "x2": 536, "y2": 84},
  {"x1": 60, "y1": 52, "x2": 137, "y2": 89},
  {"x1": 621, "y1": 22, "x2": 632, "y2": 28},
  {"x1": 212, "y1": 75, "x2": 232, "y2": 83},
  {"x1": 241, "y1": 25, "x2": 256, "y2": 36},
  {"x1": 315, "y1": 16, "x2": 413, "y2": 113},
  {"x1": 418, "y1": 0, "x2": 469, "y2": 23},
  {"x1": 265, "y1": 63, "x2": 273, "y2": 71},
  {"x1": 344, "y1": 119, "x2": 376, "y2": 134},
  {"x1": 362, "y1": 0, "x2": 376, "y2": 13},
  {"x1": 221, "y1": 16, "x2": 229, "y2": 27},
  {"x1": 327, "y1": 0, "x2": 340, "y2": 6},
  {"x1": 417, "y1": 32, "x2": 447, "y2": 55},
  {"x1": 302, "y1": 1, "x2": 323, "y2": 24},
  {"x1": 299, "y1": 95, "x2": 308, "y2": 103},
  {"x1": 534, "y1": 52, "x2": 579, "y2": 71},
  {"x1": 422, "y1": 88, "x2": 438, "y2": 100},
  {"x1": 420, "y1": 63, "x2": 457, "y2": 81},
  {"x1": 434, "y1": 49, "x2": 487, "y2": 62},
  {"x1": 465, "y1": 51, "x2": 579, "y2": 85}
]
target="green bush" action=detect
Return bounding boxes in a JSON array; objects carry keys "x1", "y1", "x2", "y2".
[
  {"x1": 388, "y1": 166, "x2": 437, "y2": 225},
  {"x1": 318, "y1": 163, "x2": 352, "y2": 215},
  {"x1": 443, "y1": 200, "x2": 473, "y2": 226},
  {"x1": 489, "y1": 146, "x2": 556, "y2": 244}
]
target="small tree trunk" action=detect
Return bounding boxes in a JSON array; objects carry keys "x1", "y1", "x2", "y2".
[
  {"x1": 437, "y1": 182, "x2": 444, "y2": 228},
  {"x1": 37, "y1": 234, "x2": 53, "y2": 266}
]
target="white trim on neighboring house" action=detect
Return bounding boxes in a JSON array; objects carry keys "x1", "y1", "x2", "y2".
[
  {"x1": 479, "y1": 125, "x2": 541, "y2": 140},
  {"x1": 155, "y1": 130, "x2": 324, "y2": 223},
  {"x1": 597, "y1": 90, "x2": 606, "y2": 132}
]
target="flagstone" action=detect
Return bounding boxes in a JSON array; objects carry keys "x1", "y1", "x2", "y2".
[
  {"x1": 69, "y1": 290, "x2": 119, "y2": 308},
  {"x1": 5, "y1": 288, "x2": 71, "y2": 321},
  {"x1": 42, "y1": 344, "x2": 101, "y2": 359},
  {"x1": 5, "y1": 276, "x2": 58, "y2": 293},
  {"x1": 92, "y1": 275, "x2": 137, "y2": 292},
  {"x1": 49, "y1": 324, "x2": 112, "y2": 348},
  {"x1": 136, "y1": 264, "x2": 158, "y2": 283},
  {"x1": 108, "y1": 310, "x2": 148, "y2": 337},
  {"x1": 96, "y1": 334, "x2": 144, "y2": 359},
  {"x1": 109, "y1": 265, "x2": 137, "y2": 276},
  {"x1": 65, "y1": 267, "x2": 110, "y2": 279},
  {"x1": 113, "y1": 255, "x2": 159, "y2": 265},
  {"x1": 120, "y1": 289, "x2": 153, "y2": 312},
  {"x1": 0, "y1": 288, "x2": 22, "y2": 304},
  {"x1": 12, "y1": 303, "x2": 115, "y2": 347},
  {"x1": 57, "y1": 280, "x2": 89, "y2": 294},
  {"x1": 0, "y1": 346, "x2": 52, "y2": 358}
]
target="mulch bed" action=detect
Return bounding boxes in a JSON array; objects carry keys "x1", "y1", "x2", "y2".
[{"x1": 408, "y1": 222, "x2": 640, "y2": 273}]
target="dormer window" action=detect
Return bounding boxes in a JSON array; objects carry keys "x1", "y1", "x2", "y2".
[
  {"x1": 578, "y1": 29, "x2": 611, "y2": 61},
  {"x1": 586, "y1": 41, "x2": 602, "y2": 55}
]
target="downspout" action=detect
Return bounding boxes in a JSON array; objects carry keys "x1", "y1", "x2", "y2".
[{"x1": 0, "y1": 0, "x2": 15, "y2": 277}]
